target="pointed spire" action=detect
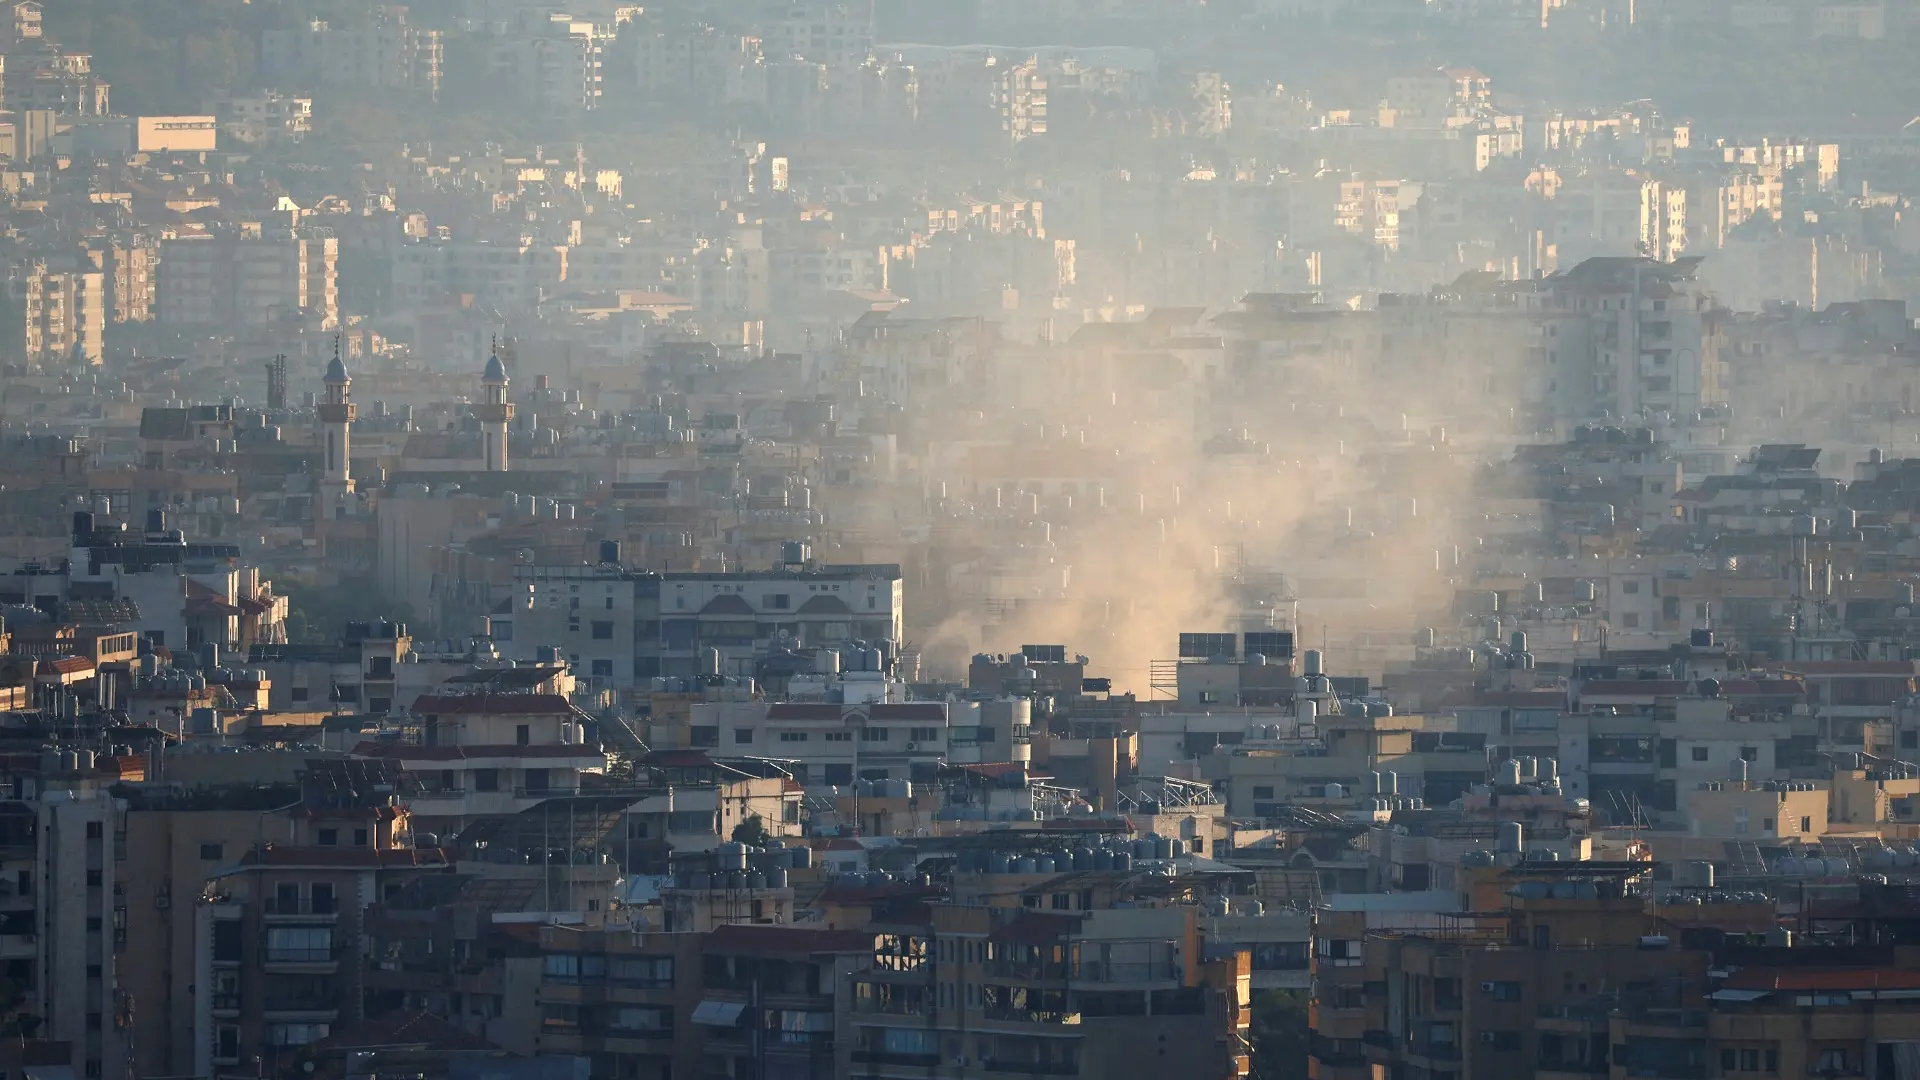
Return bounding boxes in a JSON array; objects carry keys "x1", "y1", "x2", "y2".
[
  {"x1": 484, "y1": 333, "x2": 509, "y2": 384},
  {"x1": 324, "y1": 333, "x2": 348, "y2": 384}
]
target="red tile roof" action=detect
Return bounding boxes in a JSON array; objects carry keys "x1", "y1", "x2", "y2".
[
  {"x1": 411, "y1": 693, "x2": 573, "y2": 715},
  {"x1": 1722, "y1": 967, "x2": 1920, "y2": 992},
  {"x1": 240, "y1": 844, "x2": 453, "y2": 869},
  {"x1": 352, "y1": 741, "x2": 601, "y2": 762},
  {"x1": 705, "y1": 924, "x2": 874, "y2": 955},
  {"x1": 988, "y1": 911, "x2": 1085, "y2": 946},
  {"x1": 1778, "y1": 661, "x2": 1919, "y2": 676}
]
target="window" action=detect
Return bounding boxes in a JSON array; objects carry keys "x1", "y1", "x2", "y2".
[
  {"x1": 265, "y1": 926, "x2": 333, "y2": 962},
  {"x1": 1740, "y1": 1049, "x2": 1759, "y2": 1072},
  {"x1": 1722, "y1": 1050, "x2": 1737, "y2": 1072},
  {"x1": 523, "y1": 769, "x2": 549, "y2": 793},
  {"x1": 771, "y1": 594, "x2": 791, "y2": 610},
  {"x1": 690, "y1": 726, "x2": 719, "y2": 748},
  {"x1": 1252, "y1": 786, "x2": 1275, "y2": 800},
  {"x1": 517, "y1": 724, "x2": 531, "y2": 746},
  {"x1": 200, "y1": 840, "x2": 225, "y2": 861},
  {"x1": 474, "y1": 769, "x2": 500, "y2": 792},
  {"x1": 1765, "y1": 1049, "x2": 1778, "y2": 1073},
  {"x1": 1816, "y1": 1050, "x2": 1848, "y2": 1073},
  {"x1": 544, "y1": 953, "x2": 607, "y2": 983},
  {"x1": 609, "y1": 1005, "x2": 672, "y2": 1035},
  {"x1": 1691, "y1": 746, "x2": 1709, "y2": 762},
  {"x1": 591, "y1": 621, "x2": 613, "y2": 640},
  {"x1": 318, "y1": 828, "x2": 338, "y2": 846},
  {"x1": 590, "y1": 659, "x2": 612, "y2": 678},
  {"x1": 1623, "y1": 613, "x2": 1640, "y2": 628},
  {"x1": 1622, "y1": 580, "x2": 1640, "y2": 594},
  {"x1": 267, "y1": 1023, "x2": 330, "y2": 1046},
  {"x1": 824, "y1": 731, "x2": 852, "y2": 742},
  {"x1": 909, "y1": 727, "x2": 941, "y2": 743},
  {"x1": 611, "y1": 955, "x2": 674, "y2": 987},
  {"x1": 780, "y1": 732, "x2": 809, "y2": 743},
  {"x1": 1762, "y1": 818, "x2": 1775, "y2": 832},
  {"x1": 735, "y1": 728, "x2": 754, "y2": 745},
  {"x1": 862, "y1": 727, "x2": 890, "y2": 742},
  {"x1": 1740, "y1": 746, "x2": 1758, "y2": 762},
  {"x1": 86, "y1": 870, "x2": 101, "y2": 887},
  {"x1": 1481, "y1": 980, "x2": 1522, "y2": 1001},
  {"x1": 1486, "y1": 1031, "x2": 1521, "y2": 1051},
  {"x1": 86, "y1": 822, "x2": 103, "y2": 839}
]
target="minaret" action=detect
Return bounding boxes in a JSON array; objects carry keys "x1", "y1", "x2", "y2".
[
  {"x1": 477, "y1": 342, "x2": 513, "y2": 472},
  {"x1": 318, "y1": 339, "x2": 356, "y2": 503}
]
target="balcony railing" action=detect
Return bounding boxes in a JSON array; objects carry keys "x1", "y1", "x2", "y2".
[
  {"x1": 263, "y1": 998, "x2": 338, "y2": 1014},
  {"x1": 983, "y1": 1060, "x2": 1078, "y2": 1075},
  {"x1": 1410, "y1": 1040, "x2": 1461, "y2": 1062},
  {"x1": 210, "y1": 993, "x2": 242, "y2": 1012},
  {"x1": 852, "y1": 1050, "x2": 939, "y2": 1067},
  {"x1": 264, "y1": 897, "x2": 338, "y2": 915},
  {"x1": 1362, "y1": 1030, "x2": 1398, "y2": 1051},
  {"x1": 264, "y1": 947, "x2": 339, "y2": 964},
  {"x1": 1071, "y1": 961, "x2": 1179, "y2": 983}
]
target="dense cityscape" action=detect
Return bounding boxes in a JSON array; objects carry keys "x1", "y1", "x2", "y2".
[{"x1": 6, "y1": 0, "x2": 1920, "y2": 1078}]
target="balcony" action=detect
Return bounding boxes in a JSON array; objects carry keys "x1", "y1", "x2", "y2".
[
  {"x1": 263, "y1": 947, "x2": 341, "y2": 972},
  {"x1": 263, "y1": 897, "x2": 339, "y2": 920},
  {"x1": 983, "y1": 1060, "x2": 1078, "y2": 1075},
  {"x1": 210, "y1": 992, "x2": 242, "y2": 1016},
  {"x1": 1409, "y1": 1040, "x2": 1461, "y2": 1063},
  {"x1": 1070, "y1": 961, "x2": 1179, "y2": 985},
  {"x1": 1362, "y1": 1030, "x2": 1398, "y2": 1052},
  {"x1": 262, "y1": 998, "x2": 340, "y2": 1020},
  {"x1": 852, "y1": 1050, "x2": 941, "y2": 1068}
]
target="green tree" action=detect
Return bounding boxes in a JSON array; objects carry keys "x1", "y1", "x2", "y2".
[
  {"x1": 1250, "y1": 989, "x2": 1310, "y2": 1080},
  {"x1": 731, "y1": 815, "x2": 772, "y2": 847}
]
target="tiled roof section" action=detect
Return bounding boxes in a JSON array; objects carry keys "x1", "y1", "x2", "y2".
[
  {"x1": 138, "y1": 407, "x2": 193, "y2": 440},
  {"x1": 312, "y1": 1009, "x2": 500, "y2": 1051},
  {"x1": 699, "y1": 593, "x2": 755, "y2": 615},
  {"x1": 988, "y1": 911, "x2": 1085, "y2": 946},
  {"x1": 794, "y1": 594, "x2": 851, "y2": 615},
  {"x1": 352, "y1": 741, "x2": 602, "y2": 762},
  {"x1": 706, "y1": 924, "x2": 875, "y2": 956},
  {"x1": 767, "y1": 704, "x2": 843, "y2": 721},
  {"x1": 869, "y1": 703, "x2": 945, "y2": 721},
  {"x1": 411, "y1": 693, "x2": 573, "y2": 715},
  {"x1": 240, "y1": 844, "x2": 453, "y2": 868},
  {"x1": 1722, "y1": 967, "x2": 1920, "y2": 991},
  {"x1": 643, "y1": 749, "x2": 716, "y2": 767},
  {"x1": 1778, "y1": 661, "x2": 1919, "y2": 676}
]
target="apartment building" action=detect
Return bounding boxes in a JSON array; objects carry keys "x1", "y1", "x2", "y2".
[
  {"x1": 218, "y1": 91, "x2": 314, "y2": 143},
  {"x1": 352, "y1": 689, "x2": 605, "y2": 830},
  {"x1": 494, "y1": 561, "x2": 905, "y2": 693},
  {"x1": 1546, "y1": 255, "x2": 1725, "y2": 422},
  {"x1": 196, "y1": 822, "x2": 452, "y2": 1070},
  {"x1": 0, "y1": 261, "x2": 104, "y2": 367},
  {"x1": 532, "y1": 924, "x2": 704, "y2": 1077},
  {"x1": 157, "y1": 225, "x2": 340, "y2": 330},
  {"x1": 260, "y1": 9, "x2": 443, "y2": 97},
  {"x1": 848, "y1": 864, "x2": 1252, "y2": 1080}
]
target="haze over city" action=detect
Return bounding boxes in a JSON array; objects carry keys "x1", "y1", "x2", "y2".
[{"x1": 3, "y1": 0, "x2": 1920, "y2": 1078}]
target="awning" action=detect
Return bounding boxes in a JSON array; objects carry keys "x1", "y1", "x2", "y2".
[{"x1": 692, "y1": 1000, "x2": 748, "y2": 1026}]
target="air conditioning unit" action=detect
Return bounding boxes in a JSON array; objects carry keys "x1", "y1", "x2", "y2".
[
  {"x1": 906, "y1": 742, "x2": 919, "y2": 752},
  {"x1": 1481, "y1": 981, "x2": 1498, "y2": 993},
  {"x1": 1480, "y1": 1031, "x2": 1499, "y2": 1044}
]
